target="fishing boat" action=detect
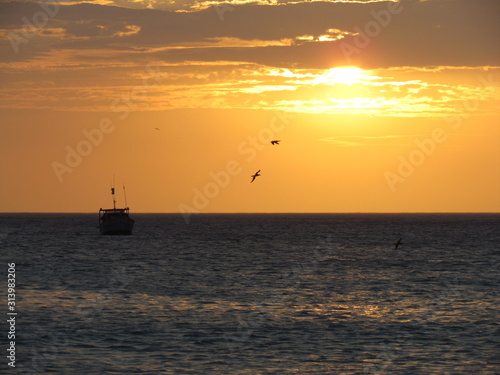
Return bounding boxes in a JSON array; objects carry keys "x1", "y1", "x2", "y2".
[{"x1": 98, "y1": 185, "x2": 134, "y2": 235}]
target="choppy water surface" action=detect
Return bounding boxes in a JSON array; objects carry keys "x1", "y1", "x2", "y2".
[{"x1": 0, "y1": 213, "x2": 499, "y2": 374}]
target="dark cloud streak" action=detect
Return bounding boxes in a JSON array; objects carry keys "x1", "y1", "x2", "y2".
[{"x1": 0, "y1": 0, "x2": 499, "y2": 68}]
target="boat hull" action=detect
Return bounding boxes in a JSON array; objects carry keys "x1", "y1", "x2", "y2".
[
  {"x1": 99, "y1": 208, "x2": 134, "y2": 235},
  {"x1": 99, "y1": 218, "x2": 134, "y2": 235}
]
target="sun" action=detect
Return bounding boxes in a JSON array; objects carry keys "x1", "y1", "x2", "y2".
[
  {"x1": 326, "y1": 67, "x2": 365, "y2": 85},
  {"x1": 310, "y1": 67, "x2": 368, "y2": 85}
]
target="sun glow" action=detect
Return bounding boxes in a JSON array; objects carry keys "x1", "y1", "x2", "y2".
[{"x1": 320, "y1": 67, "x2": 367, "y2": 85}]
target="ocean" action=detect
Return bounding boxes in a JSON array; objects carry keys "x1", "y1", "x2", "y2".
[{"x1": 0, "y1": 213, "x2": 499, "y2": 374}]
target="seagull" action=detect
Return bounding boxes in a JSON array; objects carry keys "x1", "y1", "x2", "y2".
[
  {"x1": 394, "y1": 238, "x2": 402, "y2": 250},
  {"x1": 271, "y1": 140, "x2": 280, "y2": 145},
  {"x1": 154, "y1": 127, "x2": 160, "y2": 130},
  {"x1": 250, "y1": 170, "x2": 261, "y2": 183}
]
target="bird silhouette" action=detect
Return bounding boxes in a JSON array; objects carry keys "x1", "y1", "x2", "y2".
[
  {"x1": 250, "y1": 170, "x2": 261, "y2": 183},
  {"x1": 271, "y1": 140, "x2": 280, "y2": 145},
  {"x1": 394, "y1": 238, "x2": 402, "y2": 250},
  {"x1": 154, "y1": 127, "x2": 160, "y2": 130}
]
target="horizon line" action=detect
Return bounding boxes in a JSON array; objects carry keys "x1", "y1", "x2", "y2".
[{"x1": 1, "y1": 211, "x2": 499, "y2": 215}]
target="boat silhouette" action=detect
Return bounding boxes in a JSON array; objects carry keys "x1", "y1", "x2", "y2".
[{"x1": 98, "y1": 184, "x2": 134, "y2": 235}]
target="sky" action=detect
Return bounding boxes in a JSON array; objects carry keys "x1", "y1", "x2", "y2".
[{"x1": 0, "y1": 0, "x2": 499, "y2": 214}]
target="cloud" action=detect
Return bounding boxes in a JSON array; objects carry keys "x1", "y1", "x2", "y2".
[
  {"x1": 0, "y1": 60, "x2": 497, "y2": 115},
  {"x1": 0, "y1": 0, "x2": 405, "y2": 12},
  {"x1": 0, "y1": 0, "x2": 498, "y2": 115},
  {"x1": 0, "y1": 0, "x2": 499, "y2": 68}
]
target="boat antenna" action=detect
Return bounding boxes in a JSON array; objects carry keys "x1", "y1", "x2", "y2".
[
  {"x1": 111, "y1": 175, "x2": 116, "y2": 209},
  {"x1": 123, "y1": 183, "x2": 128, "y2": 208}
]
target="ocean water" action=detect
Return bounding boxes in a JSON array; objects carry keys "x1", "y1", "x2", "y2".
[{"x1": 0, "y1": 213, "x2": 499, "y2": 374}]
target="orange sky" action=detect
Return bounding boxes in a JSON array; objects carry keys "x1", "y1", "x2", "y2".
[{"x1": 1, "y1": 0, "x2": 499, "y2": 213}]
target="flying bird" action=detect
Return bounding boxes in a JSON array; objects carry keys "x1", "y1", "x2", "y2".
[
  {"x1": 271, "y1": 140, "x2": 280, "y2": 145},
  {"x1": 394, "y1": 238, "x2": 402, "y2": 250},
  {"x1": 154, "y1": 127, "x2": 160, "y2": 130},
  {"x1": 250, "y1": 170, "x2": 261, "y2": 183}
]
